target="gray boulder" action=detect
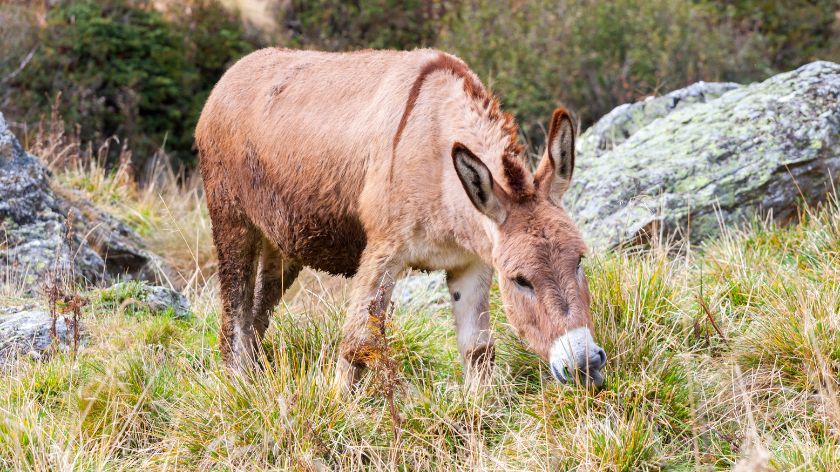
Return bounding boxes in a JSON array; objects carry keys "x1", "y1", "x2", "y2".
[
  {"x1": 577, "y1": 81, "x2": 741, "y2": 158},
  {"x1": 0, "y1": 308, "x2": 82, "y2": 365},
  {"x1": 143, "y1": 284, "x2": 191, "y2": 319},
  {"x1": 0, "y1": 112, "x2": 169, "y2": 294},
  {"x1": 567, "y1": 61, "x2": 840, "y2": 248}
]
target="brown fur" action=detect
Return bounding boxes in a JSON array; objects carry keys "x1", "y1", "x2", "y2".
[{"x1": 196, "y1": 48, "x2": 597, "y2": 383}]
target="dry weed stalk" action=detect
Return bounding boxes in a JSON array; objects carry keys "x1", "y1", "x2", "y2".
[
  {"x1": 695, "y1": 264, "x2": 728, "y2": 346},
  {"x1": 31, "y1": 94, "x2": 134, "y2": 188},
  {"x1": 365, "y1": 281, "x2": 403, "y2": 442},
  {"x1": 696, "y1": 295, "x2": 727, "y2": 342},
  {"x1": 804, "y1": 313, "x2": 840, "y2": 439},
  {"x1": 29, "y1": 94, "x2": 80, "y2": 169},
  {"x1": 45, "y1": 209, "x2": 87, "y2": 359}
]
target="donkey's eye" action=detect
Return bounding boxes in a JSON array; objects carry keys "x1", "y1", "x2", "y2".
[{"x1": 512, "y1": 275, "x2": 533, "y2": 291}]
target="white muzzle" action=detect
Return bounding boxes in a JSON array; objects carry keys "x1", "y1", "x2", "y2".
[{"x1": 548, "y1": 327, "x2": 607, "y2": 386}]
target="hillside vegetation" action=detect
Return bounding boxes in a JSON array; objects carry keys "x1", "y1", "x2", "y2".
[
  {"x1": 2, "y1": 0, "x2": 839, "y2": 165},
  {"x1": 1, "y1": 127, "x2": 838, "y2": 470}
]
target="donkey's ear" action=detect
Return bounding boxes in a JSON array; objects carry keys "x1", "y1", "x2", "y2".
[
  {"x1": 452, "y1": 142, "x2": 509, "y2": 225},
  {"x1": 534, "y1": 107, "x2": 576, "y2": 204}
]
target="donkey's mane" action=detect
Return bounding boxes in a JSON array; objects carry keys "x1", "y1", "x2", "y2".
[{"x1": 390, "y1": 53, "x2": 529, "y2": 198}]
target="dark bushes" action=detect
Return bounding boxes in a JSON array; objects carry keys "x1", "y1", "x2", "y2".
[
  {"x1": 279, "y1": 0, "x2": 450, "y2": 50},
  {"x1": 4, "y1": 0, "x2": 252, "y2": 166},
  {"x1": 708, "y1": 0, "x2": 840, "y2": 71},
  {"x1": 439, "y1": 0, "x2": 774, "y2": 139}
]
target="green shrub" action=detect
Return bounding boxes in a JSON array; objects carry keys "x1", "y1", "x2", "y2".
[
  {"x1": 278, "y1": 0, "x2": 451, "y2": 50},
  {"x1": 14, "y1": 0, "x2": 189, "y2": 162},
  {"x1": 704, "y1": 0, "x2": 840, "y2": 71},
  {"x1": 8, "y1": 0, "x2": 252, "y2": 166},
  {"x1": 439, "y1": 0, "x2": 772, "y2": 141}
]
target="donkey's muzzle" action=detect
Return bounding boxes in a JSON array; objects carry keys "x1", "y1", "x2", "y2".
[{"x1": 548, "y1": 328, "x2": 607, "y2": 387}]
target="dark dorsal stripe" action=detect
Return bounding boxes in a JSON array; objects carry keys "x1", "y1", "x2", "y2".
[{"x1": 390, "y1": 53, "x2": 529, "y2": 199}]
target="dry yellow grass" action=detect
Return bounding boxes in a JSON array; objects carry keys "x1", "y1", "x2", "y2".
[{"x1": 1, "y1": 121, "x2": 838, "y2": 470}]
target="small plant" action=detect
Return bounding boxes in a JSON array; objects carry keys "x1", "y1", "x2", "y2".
[
  {"x1": 46, "y1": 209, "x2": 88, "y2": 359},
  {"x1": 365, "y1": 281, "x2": 402, "y2": 441},
  {"x1": 94, "y1": 280, "x2": 149, "y2": 317}
]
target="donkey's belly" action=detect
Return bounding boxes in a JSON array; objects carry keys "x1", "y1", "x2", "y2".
[
  {"x1": 277, "y1": 208, "x2": 367, "y2": 277},
  {"x1": 242, "y1": 179, "x2": 368, "y2": 278}
]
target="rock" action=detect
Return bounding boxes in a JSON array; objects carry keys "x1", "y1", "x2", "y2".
[
  {"x1": 0, "y1": 309, "x2": 82, "y2": 366},
  {"x1": 0, "y1": 304, "x2": 35, "y2": 315},
  {"x1": 142, "y1": 284, "x2": 191, "y2": 319},
  {"x1": 577, "y1": 81, "x2": 741, "y2": 158},
  {"x1": 567, "y1": 61, "x2": 840, "y2": 248},
  {"x1": 95, "y1": 281, "x2": 191, "y2": 319},
  {"x1": 392, "y1": 271, "x2": 449, "y2": 310},
  {"x1": 0, "y1": 112, "x2": 169, "y2": 294}
]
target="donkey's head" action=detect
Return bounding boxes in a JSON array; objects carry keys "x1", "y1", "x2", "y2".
[{"x1": 451, "y1": 108, "x2": 606, "y2": 386}]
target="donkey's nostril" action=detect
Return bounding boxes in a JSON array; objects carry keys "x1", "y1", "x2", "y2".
[
  {"x1": 548, "y1": 328, "x2": 605, "y2": 387},
  {"x1": 595, "y1": 348, "x2": 607, "y2": 369},
  {"x1": 550, "y1": 363, "x2": 568, "y2": 383}
]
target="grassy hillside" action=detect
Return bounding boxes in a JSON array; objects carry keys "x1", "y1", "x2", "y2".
[{"x1": 1, "y1": 127, "x2": 838, "y2": 470}]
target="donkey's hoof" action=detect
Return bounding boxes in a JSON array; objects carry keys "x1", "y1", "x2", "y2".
[
  {"x1": 334, "y1": 357, "x2": 366, "y2": 393},
  {"x1": 463, "y1": 342, "x2": 495, "y2": 388}
]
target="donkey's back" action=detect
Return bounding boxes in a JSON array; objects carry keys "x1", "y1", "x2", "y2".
[{"x1": 196, "y1": 48, "x2": 438, "y2": 277}]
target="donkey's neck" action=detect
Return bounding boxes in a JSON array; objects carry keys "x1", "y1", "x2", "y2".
[{"x1": 397, "y1": 61, "x2": 529, "y2": 270}]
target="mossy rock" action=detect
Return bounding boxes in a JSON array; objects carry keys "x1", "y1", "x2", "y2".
[
  {"x1": 567, "y1": 61, "x2": 840, "y2": 248},
  {"x1": 0, "y1": 112, "x2": 171, "y2": 294}
]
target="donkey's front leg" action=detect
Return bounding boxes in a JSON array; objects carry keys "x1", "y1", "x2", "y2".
[
  {"x1": 336, "y1": 241, "x2": 403, "y2": 390},
  {"x1": 447, "y1": 262, "x2": 495, "y2": 385}
]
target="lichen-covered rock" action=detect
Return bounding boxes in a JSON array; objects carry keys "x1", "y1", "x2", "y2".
[
  {"x1": 0, "y1": 113, "x2": 105, "y2": 287},
  {"x1": 567, "y1": 61, "x2": 840, "y2": 248},
  {"x1": 0, "y1": 309, "x2": 82, "y2": 365},
  {"x1": 577, "y1": 81, "x2": 740, "y2": 158},
  {"x1": 0, "y1": 112, "x2": 168, "y2": 294},
  {"x1": 95, "y1": 281, "x2": 191, "y2": 319}
]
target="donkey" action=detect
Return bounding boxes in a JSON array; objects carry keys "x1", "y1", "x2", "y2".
[{"x1": 196, "y1": 48, "x2": 607, "y2": 387}]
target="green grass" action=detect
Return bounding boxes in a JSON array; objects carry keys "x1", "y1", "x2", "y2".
[{"x1": 1, "y1": 143, "x2": 839, "y2": 469}]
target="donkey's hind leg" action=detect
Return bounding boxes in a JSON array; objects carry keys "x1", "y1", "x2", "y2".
[
  {"x1": 208, "y1": 201, "x2": 261, "y2": 371},
  {"x1": 252, "y1": 238, "x2": 302, "y2": 340}
]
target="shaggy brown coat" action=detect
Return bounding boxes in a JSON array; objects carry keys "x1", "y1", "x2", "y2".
[{"x1": 196, "y1": 48, "x2": 603, "y2": 386}]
